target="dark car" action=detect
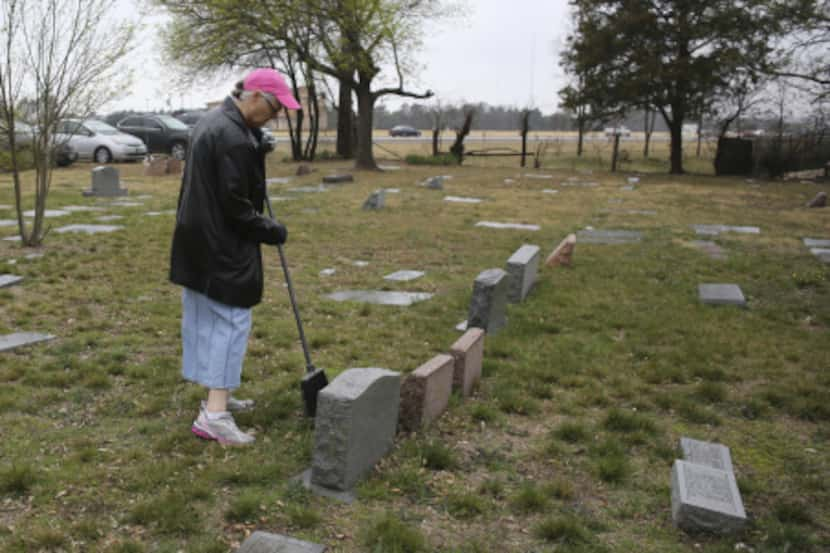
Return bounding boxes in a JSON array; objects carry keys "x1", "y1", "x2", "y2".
[
  {"x1": 116, "y1": 114, "x2": 191, "y2": 159},
  {"x1": 389, "y1": 125, "x2": 421, "y2": 137},
  {"x1": 174, "y1": 110, "x2": 208, "y2": 129}
]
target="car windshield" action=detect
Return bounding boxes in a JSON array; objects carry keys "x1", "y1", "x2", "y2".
[
  {"x1": 83, "y1": 120, "x2": 119, "y2": 135},
  {"x1": 157, "y1": 115, "x2": 189, "y2": 130}
]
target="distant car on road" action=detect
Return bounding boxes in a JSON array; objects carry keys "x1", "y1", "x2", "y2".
[
  {"x1": 604, "y1": 126, "x2": 631, "y2": 138},
  {"x1": 116, "y1": 114, "x2": 191, "y2": 159},
  {"x1": 6, "y1": 122, "x2": 79, "y2": 167},
  {"x1": 389, "y1": 125, "x2": 421, "y2": 137},
  {"x1": 54, "y1": 119, "x2": 144, "y2": 163}
]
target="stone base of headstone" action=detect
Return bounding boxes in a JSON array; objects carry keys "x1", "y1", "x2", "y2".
[
  {"x1": 311, "y1": 368, "x2": 400, "y2": 491},
  {"x1": 322, "y1": 174, "x2": 353, "y2": 184},
  {"x1": 467, "y1": 268, "x2": 508, "y2": 334},
  {"x1": 293, "y1": 468, "x2": 356, "y2": 504},
  {"x1": 238, "y1": 530, "x2": 326, "y2": 553},
  {"x1": 807, "y1": 191, "x2": 827, "y2": 208},
  {"x1": 671, "y1": 460, "x2": 746, "y2": 534},
  {"x1": 506, "y1": 244, "x2": 540, "y2": 303},
  {"x1": 545, "y1": 234, "x2": 576, "y2": 267},
  {"x1": 83, "y1": 166, "x2": 127, "y2": 197},
  {"x1": 399, "y1": 354, "x2": 454, "y2": 431},
  {"x1": 450, "y1": 327, "x2": 485, "y2": 396}
]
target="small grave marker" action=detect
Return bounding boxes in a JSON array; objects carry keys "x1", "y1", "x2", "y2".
[
  {"x1": 577, "y1": 229, "x2": 642, "y2": 244},
  {"x1": 691, "y1": 241, "x2": 727, "y2": 260},
  {"x1": 384, "y1": 270, "x2": 424, "y2": 282},
  {"x1": 54, "y1": 224, "x2": 123, "y2": 235},
  {"x1": 362, "y1": 189, "x2": 385, "y2": 210},
  {"x1": 400, "y1": 354, "x2": 454, "y2": 431},
  {"x1": 680, "y1": 437, "x2": 734, "y2": 472},
  {"x1": 0, "y1": 274, "x2": 23, "y2": 288},
  {"x1": 84, "y1": 166, "x2": 127, "y2": 197},
  {"x1": 0, "y1": 331, "x2": 55, "y2": 352},
  {"x1": 468, "y1": 268, "x2": 508, "y2": 334},
  {"x1": 322, "y1": 174, "x2": 353, "y2": 184},
  {"x1": 238, "y1": 531, "x2": 326, "y2": 553},
  {"x1": 506, "y1": 244, "x2": 540, "y2": 303},
  {"x1": 698, "y1": 284, "x2": 746, "y2": 307},
  {"x1": 444, "y1": 196, "x2": 483, "y2": 204},
  {"x1": 325, "y1": 290, "x2": 432, "y2": 306},
  {"x1": 476, "y1": 221, "x2": 540, "y2": 231},
  {"x1": 23, "y1": 209, "x2": 69, "y2": 218},
  {"x1": 803, "y1": 237, "x2": 830, "y2": 248},
  {"x1": 671, "y1": 460, "x2": 746, "y2": 534}
]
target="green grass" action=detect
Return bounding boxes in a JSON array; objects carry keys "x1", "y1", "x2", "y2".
[{"x1": 1, "y1": 155, "x2": 829, "y2": 552}]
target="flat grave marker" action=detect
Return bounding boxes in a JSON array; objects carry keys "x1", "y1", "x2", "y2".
[
  {"x1": 384, "y1": 270, "x2": 425, "y2": 282},
  {"x1": 54, "y1": 224, "x2": 123, "y2": 235},
  {"x1": 577, "y1": 229, "x2": 643, "y2": 244},
  {"x1": 698, "y1": 284, "x2": 746, "y2": 307},
  {"x1": 0, "y1": 331, "x2": 55, "y2": 352},
  {"x1": 476, "y1": 221, "x2": 540, "y2": 231},
  {"x1": 0, "y1": 274, "x2": 23, "y2": 288},
  {"x1": 680, "y1": 437, "x2": 734, "y2": 473},
  {"x1": 237, "y1": 531, "x2": 326, "y2": 553},
  {"x1": 325, "y1": 290, "x2": 432, "y2": 306},
  {"x1": 444, "y1": 196, "x2": 483, "y2": 204},
  {"x1": 671, "y1": 460, "x2": 746, "y2": 534}
]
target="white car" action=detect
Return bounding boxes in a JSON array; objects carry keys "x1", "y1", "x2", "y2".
[
  {"x1": 55, "y1": 119, "x2": 147, "y2": 163},
  {"x1": 604, "y1": 126, "x2": 632, "y2": 138}
]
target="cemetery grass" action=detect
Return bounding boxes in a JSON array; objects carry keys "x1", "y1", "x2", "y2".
[{"x1": 0, "y1": 155, "x2": 828, "y2": 552}]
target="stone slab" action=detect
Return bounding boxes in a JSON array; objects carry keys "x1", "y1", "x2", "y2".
[
  {"x1": 691, "y1": 241, "x2": 727, "y2": 260},
  {"x1": 680, "y1": 437, "x2": 734, "y2": 473},
  {"x1": 0, "y1": 219, "x2": 15, "y2": 227},
  {"x1": 96, "y1": 215, "x2": 123, "y2": 222},
  {"x1": 61, "y1": 205, "x2": 105, "y2": 212},
  {"x1": 238, "y1": 530, "x2": 326, "y2": 553},
  {"x1": 384, "y1": 270, "x2": 425, "y2": 282},
  {"x1": 810, "y1": 248, "x2": 830, "y2": 263},
  {"x1": 803, "y1": 237, "x2": 830, "y2": 248},
  {"x1": 671, "y1": 460, "x2": 746, "y2": 534},
  {"x1": 523, "y1": 174, "x2": 553, "y2": 179},
  {"x1": 562, "y1": 181, "x2": 599, "y2": 187},
  {"x1": 399, "y1": 354, "x2": 454, "y2": 431},
  {"x1": 577, "y1": 229, "x2": 642, "y2": 244},
  {"x1": 288, "y1": 185, "x2": 328, "y2": 193},
  {"x1": 698, "y1": 284, "x2": 746, "y2": 307},
  {"x1": 266, "y1": 177, "x2": 292, "y2": 185},
  {"x1": 475, "y1": 221, "x2": 540, "y2": 231},
  {"x1": 378, "y1": 164, "x2": 401, "y2": 171},
  {"x1": 621, "y1": 185, "x2": 636, "y2": 191},
  {"x1": 325, "y1": 290, "x2": 432, "y2": 306},
  {"x1": 23, "y1": 210, "x2": 69, "y2": 218},
  {"x1": 384, "y1": 188, "x2": 400, "y2": 193},
  {"x1": 352, "y1": 260, "x2": 369, "y2": 267},
  {"x1": 444, "y1": 196, "x2": 483, "y2": 204},
  {"x1": 506, "y1": 244, "x2": 540, "y2": 303},
  {"x1": 322, "y1": 174, "x2": 354, "y2": 184},
  {"x1": 455, "y1": 320, "x2": 468, "y2": 332},
  {"x1": 2, "y1": 236, "x2": 21, "y2": 242},
  {"x1": 319, "y1": 268, "x2": 336, "y2": 277},
  {"x1": 450, "y1": 327, "x2": 485, "y2": 396},
  {"x1": 85, "y1": 166, "x2": 127, "y2": 197},
  {"x1": 109, "y1": 201, "x2": 143, "y2": 207},
  {"x1": 54, "y1": 224, "x2": 123, "y2": 235},
  {"x1": 0, "y1": 274, "x2": 23, "y2": 288},
  {"x1": 311, "y1": 368, "x2": 400, "y2": 491},
  {"x1": 542, "y1": 189, "x2": 559, "y2": 195},
  {"x1": 0, "y1": 205, "x2": 11, "y2": 210},
  {"x1": 693, "y1": 225, "x2": 760, "y2": 236},
  {"x1": 144, "y1": 210, "x2": 176, "y2": 216},
  {"x1": 0, "y1": 332, "x2": 55, "y2": 352},
  {"x1": 468, "y1": 268, "x2": 508, "y2": 334},
  {"x1": 424, "y1": 176, "x2": 444, "y2": 189}
]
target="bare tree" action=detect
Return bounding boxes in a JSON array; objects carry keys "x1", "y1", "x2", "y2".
[{"x1": 0, "y1": 0, "x2": 133, "y2": 247}]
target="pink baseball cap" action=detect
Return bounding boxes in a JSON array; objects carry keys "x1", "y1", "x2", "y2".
[{"x1": 243, "y1": 68, "x2": 301, "y2": 110}]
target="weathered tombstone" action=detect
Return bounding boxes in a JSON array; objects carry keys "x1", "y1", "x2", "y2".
[
  {"x1": 362, "y1": 189, "x2": 385, "y2": 210},
  {"x1": 545, "y1": 234, "x2": 576, "y2": 267},
  {"x1": 0, "y1": 274, "x2": 23, "y2": 288},
  {"x1": 83, "y1": 166, "x2": 127, "y2": 197},
  {"x1": 698, "y1": 284, "x2": 747, "y2": 307},
  {"x1": 142, "y1": 156, "x2": 168, "y2": 177},
  {"x1": 426, "y1": 176, "x2": 444, "y2": 190},
  {"x1": 0, "y1": 331, "x2": 55, "y2": 352},
  {"x1": 296, "y1": 164, "x2": 313, "y2": 176},
  {"x1": 322, "y1": 174, "x2": 353, "y2": 184},
  {"x1": 468, "y1": 268, "x2": 508, "y2": 334},
  {"x1": 680, "y1": 437, "x2": 734, "y2": 473},
  {"x1": 506, "y1": 244, "x2": 540, "y2": 303},
  {"x1": 399, "y1": 354, "x2": 454, "y2": 431},
  {"x1": 311, "y1": 368, "x2": 401, "y2": 491},
  {"x1": 450, "y1": 327, "x2": 485, "y2": 396},
  {"x1": 807, "y1": 191, "x2": 827, "y2": 208},
  {"x1": 671, "y1": 460, "x2": 747, "y2": 534},
  {"x1": 238, "y1": 531, "x2": 326, "y2": 553},
  {"x1": 444, "y1": 196, "x2": 483, "y2": 203}
]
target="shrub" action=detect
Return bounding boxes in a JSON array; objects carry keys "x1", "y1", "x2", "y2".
[{"x1": 404, "y1": 153, "x2": 457, "y2": 166}]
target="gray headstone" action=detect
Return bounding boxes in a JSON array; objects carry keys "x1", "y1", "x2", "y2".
[
  {"x1": 362, "y1": 189, "x2": 385, "y2": 210},
  {"x1": 311, "y1": 368, "x2": 400, "y2": 491},
  {"x1": 0, "y1": 332, "x2": 55, "y2": 352},
  {"x1": 505, "y1": 244, "x2": 540, "y2": 303},
  {"x1": 322, "y1": 174, "x2": 353, "y2": 184},
  {"x1": 426, "y1": 176, "x2": 444, "y2": 190},
  {"x1": 0, "y1": 274, "x2": 23, "y2": 288},
  {"x1": 698, "y1": 284, "x2": 746, "y2": 307},
  {"x1": 691, "y1": 241, "x2": 727, "y2": 260},
  {"x1": 325, "y1": 290, "x2": 432, "y2": 306},
  {"x1": 54, "y1": 224, "x2": 123, "y2": 235},
  {"x1": 810, "y1": 248, "x2": 830, "y2": 264},
  {"x1": 671, "y1": 460, "x2": 746, "y2": 534},
  {"x1": 803, "y1": 237, "x2": 830, "y2": 248},
  {"x1": 577, "y1": 229, "x2": 643, "y2": 244},
  {"x1": 84, "y1": 166, "x2": 127, "y2": 197},
  {"x1": 475, "y1": 221, "x2": 540, "y2": 231},
  {"x1": 384, "y1": 270, "x2": 425, "y2": 282},
  {"x1": 807, "y1": 191, "x2": 827, "y2": 208},
  {"x1": 468, "y1": 268, "x2": 508, "y2": 334},
  {"x1": 237, "y1": 531, "x2": 326, "y2": 553},
  {"x1": 680, "y1": 437, "x2": 734, "y2": 472}
]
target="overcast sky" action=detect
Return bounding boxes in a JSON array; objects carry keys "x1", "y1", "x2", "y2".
[{"x1": 110, "y1": 0, "x2": 571, "y2": 114}]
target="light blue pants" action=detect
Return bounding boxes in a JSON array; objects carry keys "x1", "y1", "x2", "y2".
[{"x1": 181, "y1": 287, "x2": 252, "y2": 390}]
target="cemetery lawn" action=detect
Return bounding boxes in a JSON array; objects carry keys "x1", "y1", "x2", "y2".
[{"x1": 0, "y1": 156, "x2": 829, "y2": 553}]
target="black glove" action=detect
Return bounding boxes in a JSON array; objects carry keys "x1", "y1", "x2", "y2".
[{"x1": 273, "y1": 221, "x2": 287, "y2": 245}]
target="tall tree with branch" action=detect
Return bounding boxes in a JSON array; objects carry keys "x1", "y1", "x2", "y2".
[
  {"x1": 563, "y1": 0, "x2": 793, "y2": 174},
  {"x1": 0, "y1": 0, "x2": 133, "y2": 246}
]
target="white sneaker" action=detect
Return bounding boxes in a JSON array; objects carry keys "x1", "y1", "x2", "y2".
[
  {"x1": 200, "y1": 396, "x2": 255, "y2": 413},
  {"x1": 191, "y1": 409, "x2": 255, "y2": 446}
]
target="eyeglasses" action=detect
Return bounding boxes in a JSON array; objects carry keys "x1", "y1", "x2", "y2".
[{"x1": 263, "y1": 93, "x2": 281, "y2": 116}]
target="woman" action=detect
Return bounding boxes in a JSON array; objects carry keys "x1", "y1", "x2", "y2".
[{"x1": 170, "y1": 69, "x2": 301, "y2": 445}]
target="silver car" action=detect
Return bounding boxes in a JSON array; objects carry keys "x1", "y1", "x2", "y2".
[{"x1": 55, "y1": 119, "x2": 147, "y2": 163}]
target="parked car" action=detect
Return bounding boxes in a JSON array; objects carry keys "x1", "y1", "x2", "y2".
[
  {"x1": 4, "y1": 122, "x2": 79, "y2": 167},
  {"x1": 174, "y1": 110, "x2": 208, "y2": 129},
  {"x1": 604, "y1": 126, "x2": 631, "y2": 138},
  {"x1": 116, "y1": 114, "x2": 191, "y2": 159},
  {"x1": 55, "y1": 119, "x2": 147, "y2": 163},
  {"x1": 389, "y1": 125, "x2": 421, "y2": 137}
]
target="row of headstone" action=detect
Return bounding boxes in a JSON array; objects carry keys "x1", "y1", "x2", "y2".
[{"x1": 671, "y1": 437, "x2": 746, "y2": 534}]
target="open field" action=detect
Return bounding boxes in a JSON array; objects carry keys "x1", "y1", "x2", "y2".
[{"x1": 0, "y1": 150, "x2": 828, "y2": 552}]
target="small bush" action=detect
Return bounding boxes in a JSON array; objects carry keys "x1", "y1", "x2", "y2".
[
  {"x1": 603, "y1": 408, "x2": 656, "y2": 434},
  {"x1": 693, "y1": 382, "x2": 728, "y2": 403},
  {"x1": 405, "y1": 153, "x2": 457, "y2": 166},
  {"x1": 0, "y1": 464, "x2": 36, "y2": 496},
  {"x1": 446, "y1": 492, "x2": 487, "y2": 519},
  {"x1": 360, "y1": 512, "x2": 427, "y2": 553},
  {"x1": 421, "y1": 441, "x2": 457, "y2": 471},
  {"x1": 553, "y1": 421, "x2": 590, "y2": 443},
  {"x1": 469, "y1": 403, "x2": 497, "y2": 423},
  {"x1": 225, "y1": 491, "x2": 262, "y2": 523},
  {"x1": 534, "y1": 515, "x2": 591, "y2": 544},
  {"x1": 478, "y1": 478, "x2": 505, "y2": 499},
  {"x1": 510, "y1": 482, "x2": 549, "y2": 514}
]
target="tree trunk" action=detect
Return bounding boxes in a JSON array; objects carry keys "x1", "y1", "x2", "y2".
[
  {"x1": 336, "y1": 77, "x2": 354, "y2": 159},
  {"x1": 577, "y1": 118, "x2": 584, "y2": 157},
  {"x1": 611, "y1": 133, "x2": 621, "y2": 172},
  {"x1": 644, "y1": 109, "x2": 654, "y2": 158},
  {"x1": 696, "y1": 113, "x2": 703, "y2": 158},
  {"x1": 432, "y1": 127, "x2": 439, "y2": 156},
  {"x1": 669, "y1": 120, "x2": 684, "y2": 174},
  {"x1": 520, "y1": 111, "x2": 529, "y2": 168},
  {"x1": 355, "y1": 81, "x2": 377, "y2": 170}
]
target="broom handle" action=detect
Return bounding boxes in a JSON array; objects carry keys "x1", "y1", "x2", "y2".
[{"x1": 264, "y1": 194, "x2": 315, "y2": 372}]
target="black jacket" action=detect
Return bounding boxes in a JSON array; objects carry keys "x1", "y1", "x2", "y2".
[{"x1": 169, "y1": 97, "x2": 284, "y2": 308}]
